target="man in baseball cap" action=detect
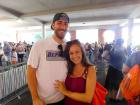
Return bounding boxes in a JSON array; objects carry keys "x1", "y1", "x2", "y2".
[
  {"x1": 51, "y1": 13, "x2": 69, "y2": 29},
  {"x1": 27, "y1": 12, "x2": 69, "y2": 105},
  {"x1": 51, "y1": 12, "x2": 69, "y2": 40}
]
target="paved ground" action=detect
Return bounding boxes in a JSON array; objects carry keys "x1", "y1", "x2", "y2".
[{"x1": 5, "y1": 91, "x2": 32, "y2": 105}]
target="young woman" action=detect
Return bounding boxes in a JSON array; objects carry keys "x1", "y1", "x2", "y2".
[{"x1": 55, "y1": 40, "x2": 96, "y2": 105}]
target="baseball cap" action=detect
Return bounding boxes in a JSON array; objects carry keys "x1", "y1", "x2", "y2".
[
  {"x1": 52, "y1": 12, "x2": 69, "y2": 23},
  {"x1": 51, "y1": 13, "x2": 69, "y2": 29}
]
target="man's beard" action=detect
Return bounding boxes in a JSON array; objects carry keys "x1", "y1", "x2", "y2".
[{"x1": 55, "y1": 29, "x2": 67, "y2": 40}]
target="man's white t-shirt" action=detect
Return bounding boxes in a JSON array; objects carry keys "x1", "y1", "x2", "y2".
[{"x1": 27, "y1": 37, "x2": 67, "y2": 104}]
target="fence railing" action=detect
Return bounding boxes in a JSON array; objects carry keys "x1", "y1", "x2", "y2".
[{"x1": 0, "y1": 62, "x2": 27, "y2": 100}]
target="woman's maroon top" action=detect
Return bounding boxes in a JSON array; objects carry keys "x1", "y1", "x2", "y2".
[{"x1": 64, "y1": 69, "x2": 91, "y2": 105}]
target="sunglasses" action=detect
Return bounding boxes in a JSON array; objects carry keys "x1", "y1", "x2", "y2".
[{"x1": 58, "y1": 44, "x2": 64, "y2": 57}]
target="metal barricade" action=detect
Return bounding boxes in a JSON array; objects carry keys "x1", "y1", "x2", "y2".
[{"x1": 0, "y1": 62, "x2": 27, "y2": 100}]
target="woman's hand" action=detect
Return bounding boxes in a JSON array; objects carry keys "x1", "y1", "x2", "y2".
[{"x1": 54, "y1": 80, "x2": 68, "y2": 95}]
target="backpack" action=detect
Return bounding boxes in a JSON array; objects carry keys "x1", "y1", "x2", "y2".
[{"x1": 120, "y1": 64, "x2": 140, "y2": 100}]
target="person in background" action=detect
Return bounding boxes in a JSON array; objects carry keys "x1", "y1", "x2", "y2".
[
  {"x1": 0, "y1": 42, "x2": 3, "y2": 66},
  {"x1": 16, "y1": 43, "x2": 25, "y2": 63},
  {"x1": 126, "y1": 44, "x2": 132, "y2": 56},
  {"x1": 93, "y1": 42, "x2": 99, "y2": 64},
  {"x1": 55, "y1": 40, "x2": 96, "y2": 105},
  {"x1": 102, "y1": 44, "x2": 112, "y2": 62},
  {"x1": 3, "y1": 41, "x2": 12, "y2": 65},
  {"x1": 88, "y1": 44, "x2": 94, "y2": 64},
  {"x1": 11, "y1": 48, "x2": 18, "y2": 64},
  {"x1": 122, "y1": 45, "x2": 140, "y2": 75},
  {"x1": 27, "y1": 12, "x2": 70, "y2": 105},
  {"x1": 105, "y1": 38, "x2": 127, "y2": 101},
  {"x1": 117, "y1": 45, "x2": 140, "y2": 105},
  {"x1": 0, "y1": 42, "x2": 2, "y2": 50}
]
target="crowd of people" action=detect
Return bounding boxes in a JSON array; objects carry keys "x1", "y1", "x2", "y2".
[{"x1": 0, "y1": 41, "x2": 32, "y2": 66}]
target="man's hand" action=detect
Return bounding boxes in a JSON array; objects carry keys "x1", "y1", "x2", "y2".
[{"x1": 33, "y1": 98, "x2": 45, "y2": 105}]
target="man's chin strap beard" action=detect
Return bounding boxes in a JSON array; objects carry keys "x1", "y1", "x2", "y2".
[
  {"x1": 55, "y1": 32, "x2": 66, "y2": 40},
  {"x1": 55, "y1": 34, "x2": 65, "y2": 40},
  {"x1": 58, "y1": 36, "x2": 64, "y2": 40}
]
